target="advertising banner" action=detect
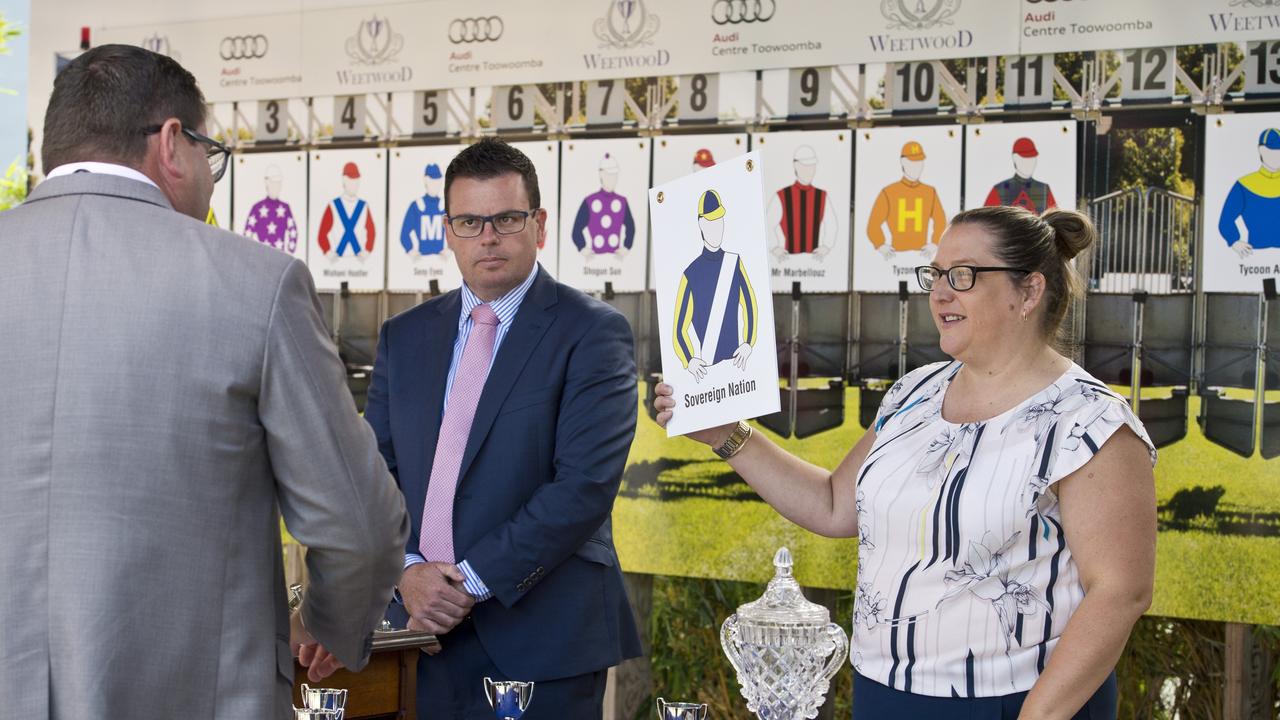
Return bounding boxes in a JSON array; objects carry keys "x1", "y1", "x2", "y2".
[
  {"x1": 1020, "y1": 0, "x2": 1280, "y2": 54},
  {"x1": 96, "y1": 13, "x2": 303, "y2": 103},
  {"x1": 96, "y1": 0, "x2": 1038, "y2": 99},
  {"x1": 98, "y1": 1, "x2": 1280, "y2": 99}
]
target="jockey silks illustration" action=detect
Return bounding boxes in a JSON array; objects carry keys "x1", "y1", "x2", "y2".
[{"x1": 673, "y1": 189, "x2": 759, "y2": 382}]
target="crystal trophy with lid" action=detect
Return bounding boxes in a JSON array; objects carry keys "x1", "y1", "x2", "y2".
[{"x1": 720, "y1": 548, "x2": 848, "y2": 719}]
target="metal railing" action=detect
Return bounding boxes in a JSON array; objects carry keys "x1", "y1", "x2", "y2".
[{"x1": 1085, "y1": 187, "x2": 1198, "y2": 294}]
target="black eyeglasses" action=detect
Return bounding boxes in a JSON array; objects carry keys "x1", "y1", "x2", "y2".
[
  {"x1": 446, "y1": 209, "x2": 539, "y2": 238},
  {"x1": 915, "y1": 265, "x2": 1031, "y2": 292},
  {"x1": 142, "y1": 125, "x2": 231, "y2": 183}
]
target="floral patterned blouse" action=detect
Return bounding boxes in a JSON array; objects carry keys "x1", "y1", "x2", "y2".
[{"x1": 852, "y1": 360, "x2": 1156, "y2": 697}]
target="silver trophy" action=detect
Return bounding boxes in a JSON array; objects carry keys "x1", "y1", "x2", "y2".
[
  {"x1": 484, "y1": 677, "x2": 534, "y2": 719},
  {"x1": 294, "y1": 710, "x2": 342, "y2": 720},
  {"x1": 721, "y1": 548, "x2": 848, "y2": 720},
  {"x1": 296, "y1": 684, "x2": 347, "y2": 720},
  {"x1": 656, "y1": 697, "x2": 708, "y2": 719}
]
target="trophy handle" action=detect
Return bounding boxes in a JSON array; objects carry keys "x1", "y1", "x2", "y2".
[
  {"x1": 520, "y1": 682, "x2": 534, "y2": 710},
  {"x1": 719, "y1": 616, "x2": 745, "y2": 678},
  {"x1": 655, "y1": 697, "x2": 667, "y2": 718},
  {"x1": 697, "y1": 704, "x2": 708, "y2": 720},
  {"x1": 483, "y1": 676, "x2": 495, "y2": 703},
  {"x1": 819, "y1": 623, "x2": 850, "y2": 681}
]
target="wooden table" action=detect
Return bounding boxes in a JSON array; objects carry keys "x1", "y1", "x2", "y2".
[{"x1": 293, "y1": 630, "x2": 438, "y2": 720}]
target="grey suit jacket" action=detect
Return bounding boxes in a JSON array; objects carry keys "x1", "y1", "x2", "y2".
[{"x1": 0, "y1": 174, "x2": 409, "y2": 719}]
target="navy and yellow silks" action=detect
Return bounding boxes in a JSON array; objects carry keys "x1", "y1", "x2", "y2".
[{"x1": 673, "y1": 248, "x2": 758, "y2": 367}]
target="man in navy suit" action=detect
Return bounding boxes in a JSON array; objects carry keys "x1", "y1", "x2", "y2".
[{"x1": 364, "y1": 138, "x2": 642, "y2": 718}]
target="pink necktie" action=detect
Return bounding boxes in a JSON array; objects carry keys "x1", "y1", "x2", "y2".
[{"x1": 419, "y1": 303, "x2": 500, "y2": 562}]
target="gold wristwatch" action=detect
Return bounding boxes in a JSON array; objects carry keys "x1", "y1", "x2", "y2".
[{"x1": 713, "y1": 420, "x2": 753, "y2": 459}]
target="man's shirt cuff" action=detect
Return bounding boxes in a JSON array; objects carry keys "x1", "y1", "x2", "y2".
[{"x1": 457, "y1": 559, "x2": 494, "y2": 602}]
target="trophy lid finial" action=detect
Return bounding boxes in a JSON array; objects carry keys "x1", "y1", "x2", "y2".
[
  {"x1": 773, "y1": 547, "x2": 793, "y2": 575},
  {"x1": 733, "y1": 547, "x2": 829, "y2": 629}
]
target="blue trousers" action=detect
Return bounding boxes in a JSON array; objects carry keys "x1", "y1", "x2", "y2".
[
  {"x1": 853, "y1": 671, "x2": 1117, "y2": 719},
  {"x1": 387, "y1": 605, "x2": 607, "y2": 719}
]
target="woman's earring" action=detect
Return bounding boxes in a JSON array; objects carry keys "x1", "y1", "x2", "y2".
[{"x1": 1021, "y1": 310, "x2": 1028, "y2": 322}]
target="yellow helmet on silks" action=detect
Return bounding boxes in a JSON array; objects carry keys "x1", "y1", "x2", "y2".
[{"x1": 697, "y1": 189, "x2": 725, "y2": 221}]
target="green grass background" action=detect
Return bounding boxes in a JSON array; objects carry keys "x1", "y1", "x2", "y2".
[{"x1": 614, "y1": 383, "x2": 1280, "y2": 626}]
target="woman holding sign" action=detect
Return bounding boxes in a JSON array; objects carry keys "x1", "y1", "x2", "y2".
[{"x1": 653, "y1": 206, "x2": 1156, "y2": 719}]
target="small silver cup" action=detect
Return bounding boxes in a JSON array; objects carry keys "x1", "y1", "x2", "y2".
[
  {"x1": 300, "y1": 684, "x2": 347, "y2": 712},
  {"x1": 656, "y1": 697, "x2": 708, "y2": 720},
  {"x1": 483, "y1": 677, "x2": 534, "y2": 719}
]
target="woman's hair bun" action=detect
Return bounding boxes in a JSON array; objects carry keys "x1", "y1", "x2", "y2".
[{"x1": 1041, "y1": 209, "x2": 1096, "y2": 261}]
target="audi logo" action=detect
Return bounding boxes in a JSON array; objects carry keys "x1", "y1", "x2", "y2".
[
  {"x1": 220, "y1": 35, "x2": 269, "y2": 61},
  {"x1": 712, "y1": 0, "x2": 777, "y2": 24},
  {"x1": 448, "y1": 17, "x2": 504, "y2": 43}
]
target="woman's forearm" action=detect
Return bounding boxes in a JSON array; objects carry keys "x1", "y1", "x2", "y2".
[
  {"x1": 1018, "y1": 587, "x2": 1149, "y2": 719},
  {"x1": 723, "y1": 428, "x2": 860, "y2": 537}
]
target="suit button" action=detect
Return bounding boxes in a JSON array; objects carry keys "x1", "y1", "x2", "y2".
[{"x1": 536, "y1": 566, "x2": 545, "y2": 575}]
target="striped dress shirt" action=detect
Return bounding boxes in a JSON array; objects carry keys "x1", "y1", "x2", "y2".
[{"x1": 404, "y1": 263, "x2": 541, "y2": 602}]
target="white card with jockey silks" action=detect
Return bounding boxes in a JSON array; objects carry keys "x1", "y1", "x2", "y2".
[
  {"x1": 649, "y1": 150, "x2": 780, "y2": 437},
  {"x1": 306, "y1": 147, "x2": 388, "y2": 291}
]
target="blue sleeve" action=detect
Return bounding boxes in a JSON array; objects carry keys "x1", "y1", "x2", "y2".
[
  {"x1": 1219, "y1": 181, "x2": 1246, "y2": 245},
  {"x1": 400, "y1": 204, "x2": 417, "y2": 253},
  {"x1": 571, "y1": 201, "x2": 590, "y2": 251},
  {"x1": 623, "y1": 202, "x2": 636, "y2": 250}
]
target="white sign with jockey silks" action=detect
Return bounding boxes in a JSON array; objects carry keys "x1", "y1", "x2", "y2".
[
  {"x1": 1203, "y1": 112, "x2": 1280, "y2": 294},
  {"x1": 853, "y1": 125, "x2": 962, "y2": 294},
  {"x1": 306, "y1": 148, "x2": 388, "y2": 292},
  {"x1": 557, "y1": 137, "x2": 650, "y2": 293},
  {"x1": 752, "y1": 129, "x2": 852, "y2": 293},
  {"x1": 232, "y1": 151, "x2": 307, "y2": 261},
  {"x1": 649, "y1": 150, "x2": 780, "y2": 437},
  {"x1": 387, "y1": 145, "x2": 465, "y2": 293},
  {"x1": 963, "y1": 120, "x2": 1077, "y2": 214}
]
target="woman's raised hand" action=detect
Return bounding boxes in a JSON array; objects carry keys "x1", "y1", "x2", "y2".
[{"x1": 652, "y1": 382, "x2": 739, "y2": 448}]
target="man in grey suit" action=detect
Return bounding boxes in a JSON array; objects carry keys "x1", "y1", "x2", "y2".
[{"x1": 0, "y1": 45, "x2": 409, "y2": 719}]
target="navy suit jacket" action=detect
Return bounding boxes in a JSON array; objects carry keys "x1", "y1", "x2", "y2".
[{"x1": 364, "y1": 266, "x2": 643, "y2": 680}]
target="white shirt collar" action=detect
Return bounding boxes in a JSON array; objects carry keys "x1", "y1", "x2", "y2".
[{"x1": 46, "y1": 161, "x2": 160, "y2": 190}]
